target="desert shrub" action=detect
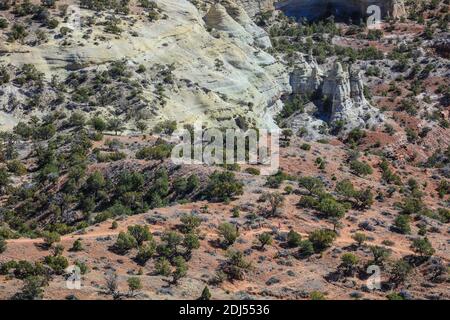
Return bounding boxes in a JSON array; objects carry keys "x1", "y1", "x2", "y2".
[
  {"x1": 127, "y1": 277, "x2": 142, "y2": 295},
  {"x1": 308, "y1": 229, "x2": 336, "y2": 252},
  {"x1": 157, "y1": 231, "x2": 183, "y2": 259},
  {"x1": 297, "y1": 195, "x2": 319, "y2": 209},
  {"x1": 259, "y1": 192, "x2": 285, "y2": 217},
  {"x1": 218, "y1": 222, "x2": 239, "y2": 247},
  {"x1": 91, "y1": 116, "x2": 107, "y2": 132},
  {"x1": 245, "y1": 167, "x2": 260, "y2": 176},
  {"x1": 75, "y1": 261, "x2": 89, "y2": 275},
  {"x1": 179, "y1": 213, "x2": 201, "y2": 234},
  {"x1": 199, "y1": 286, "x2": 211, "y2": 300},
  {"x1": 316, "y1": 196, "x2": 346, "y2": 219},
  {"x1": 114, "y1": 232, "x2": 137, "y2": 254},
  {"x1": 297, "y1": 240, "x2": 314, "y2": 258},
  {"x1": 13, "y1": 276, "x2": 47, "y2": 300},
  {"x1": 44, "y1": 255, "x2": 68, "y2": 275},
  {"x1": 436, "y1": 208, "x2": 449, "y2": 223},
  {"x1": 350, "y1": 160, "x2": 373, "y2": 177},
  {"x1": 0, "y1": 18, "x2": 8, "y2": 29},
  {"x1": 172, "y1": 256, "x2": 188, "y2": 284},
  {"x1": 8, "y1": 23, "x2": 28, "y2": 43},
  {"x1": 135, "y1": 142, "x2": 172, "y2": 160},
  {"x1": 155, "y1": 257, "x2": 171, "y2": 276},
  {"x1": 7, "y1": 160, "x2": 27, "y2": 176},
  {"x1": 205, "y1": 171, "x2": 243, "y2": 202},
  {"x1": 393, "y1": 215, "x2": 411, "y2": 234},
  {"x1": 287, "y1": 230, "x2": 302, "y2": 248},
  {"x1": 136, "y1": 241, "x2": 156, "y2": 264},
  {"x1": 300, "y1": 143, "x2": 311, "y2": 151},
  {"x1": 310, "y1": 291, "x2": 326, "y2": 300},
  {"x1": 298, "y1": 177, "x2": 324, "y2": 195},
  {"x1": 42, "y1": 231, "x2": 60, "y2": 248},
  {"x1": 370, "y1": 246, "x2": 391, "y2": 265},
  {"x1": 52, "y1": 244, "x2": 64, "y2": 256},
  {"x1": 153, "y1": 120, "x2": 177, "y2": 135},
  {"x1": 379, "y1": 160, "x2": 402, "y2": 185},
  {"x1": 390, "y1": 260, "x2": 412, "y2": 284},
  {"x1": 352, "y1": 232, "x2": 367, "y2": 247},
  {"x1": 399, "y1": 197, "x2": 425, "y2": 215},
  {"x1": 257, "y1": 232, "x2": 273, "y2": 250},
  {"x1": 346, "y1": 128, "x2": 366, "y2": 145},
  {"x1": 411, "y1": 237, "x2": 435, "y2": 257},
  {"x1": 265, "y1": 170, "x2": 291, "y2": 188},
  {"x1": 183, "y1": 232, "x2": 200, "y2": 254},
  {"x1": 70, "y1": 239, "x2": 83, "y2": 252},
  {"x1": 127, "y1": 225, "x2": 151, "y2": 246},
  {"x1": 222, "y1": 250, "x2": 251, "y2": 281},
  {"x1": 340, "y1": 253, "x2": 359, "y2": 274},
  {"x1": 186, "y1": 174, "x2": 200, "y2": 192},
  {"x1": 386, "y1": 292, "x2": 404, "y2": 300},
  {"x1": 437, "y1": 180, "x2": 449, "y2": 198}
]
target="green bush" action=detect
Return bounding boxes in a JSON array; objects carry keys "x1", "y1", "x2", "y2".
[
  {"x1": 218, "y1": 222, "x2": 239, "y2": 247},
  {"x1": 127, "y1": 225, "x2": 151, "y2": 246},
  {"x1": 114, "y1": 232, "x2": 138, "y2": 254},
  {"x1": 205, "y1": 171, "x2": 243, "y2": 202},
  {"x1": 42, "y1": 231, "x2": 60, "y2": 248},
  {"x1": 298, "y1": 177, "x2": 324, "y2": 195},
  {"x1": 179, "y1": 213, "x2": 201, "y2": 234},
  {"x1": 7, "y1": 160, "x2": 27, "y2": 176},
  {"x1": 222, "y1": 250, "x2": 251, "y2": 281},
  {"x1": 316, "y1": 196, "x2": 346, "y2": 219},
  {"x1": 155, "y1": 257, "x2": 171, "y2": 277},
  {"x1": 127, "y1": 277, "x2": 142, "y2": 295},
  {"x1": 340, "y1": 253, "x2": 359, "y2": 268},
  {"x1": 257, "y1": 232, "x2": 273, "y2": 250},
  {"x1": 298, "y1": 240, "x2": 314, "y2": 258},
  {"x1": 157, "y1": 231, "x2": 182, "y2": 258},
  {"x1": 393, "y1": 215, "x2": 411, "y2": 234},
  {"x1": 136, "y1": 241, "x2": 156, "y2": 264},
  {"x1": 308, "y1": 229, "x2": 336, "y2": 252},
  {"x1": 13, "y1": 276, "x2": 46, "y2": 300},
  {"x1": 370, "y1": 246, "x2": 391, "y2": 265},
  {"x1": 287, "y1": 230, "x2": 302, "y2": 248},
  {"x1": 172, "y1": 256, "x2": 188, "y2": 284},
  {"x1": 70, "y1": 239, "x2": 83, "y2": 252},
  {"x1": 245, "y1": 167, "x2": 260, "y2": 176},
  {"x1": 411, "y1": 237, "x2": 435, "y2": 257},
  {"x1": 350, "y1": 160, "x2": 373, "y2": 177},
  {"x1": 352, "y1": 232, "x2": 367, "y2": 247},
  {"x1": 153, "y1": 120, "x2": 177, "y2": 135},
  {"x1": 390, "y1": 259, "x2": 412, "y2": 284},
  {"x1": 44, "y1": 255, "x2": 69, "y2": 275}
]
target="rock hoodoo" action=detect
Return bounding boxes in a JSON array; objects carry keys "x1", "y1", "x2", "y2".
[{"x1": 285, "y1": 58, "x2": 383, "y2": 138}]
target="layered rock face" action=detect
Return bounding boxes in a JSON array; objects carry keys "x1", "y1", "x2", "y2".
[
  {"x1": 290, "y1": 52, "x2": 323, "y2": 94},
  {"x1": 276, "y1": 0, "x2": 406, "y2": 21},
  {"x1": 204, "y1": 1, "x2": 272, "y2": 48},
  {"x1": 0, "y1": 0, "x2": 289, "y2": 130},
  {"x1": 322, "y1": 62, "x2": 382, "y2": 126},
  {"x1": 236, "y1": 0, "x2": 276, "y2": 17},
  {"x1": 285, "y1": 59, "x2": 383, "y2": 138}
]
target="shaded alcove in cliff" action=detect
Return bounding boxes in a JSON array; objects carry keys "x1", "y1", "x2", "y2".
[{"x1": 275, "y1": 0, "x2": 369, "y2": 23}]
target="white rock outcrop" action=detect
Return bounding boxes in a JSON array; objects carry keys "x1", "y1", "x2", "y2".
[
  {"x1": 0, "y1": 0, "x2": 289, "y2": 131},
  {"x1": 286, "y1": 59, "x2": 383, "y2": 138},
  {"x1": 322, "y1": 62, "x2": 382, "y2": 128}
]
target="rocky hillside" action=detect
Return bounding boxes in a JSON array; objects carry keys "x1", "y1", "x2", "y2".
[
  {"x1": 0, "y1": 0, "x2": 289, "y2": 131},
  {"x1": 0, "y1": 0, "x2": 449, "y2": 302}
]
